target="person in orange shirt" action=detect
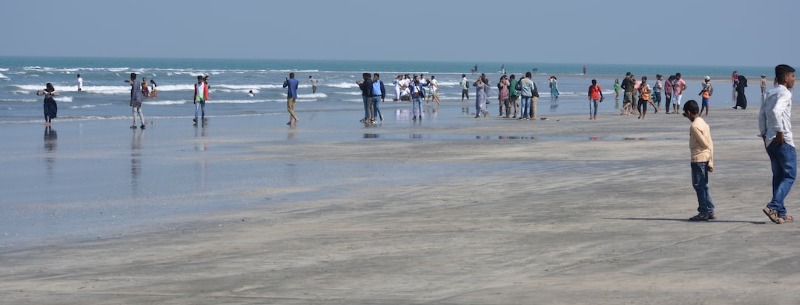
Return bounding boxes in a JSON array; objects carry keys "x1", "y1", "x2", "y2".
[
  {"x1": 637, "y1": 76, "x2": 651, "y2": 120},
  {"x1": 700, "y1": 76, "x2": 714, "y2": 116},
  {"x1": 587, "y1": 79, "x2": 603, "y2": 120}
]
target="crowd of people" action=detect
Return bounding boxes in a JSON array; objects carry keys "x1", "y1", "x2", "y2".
[{"x1": 31, "y1": 64, "x2": 800, "y2": 224}]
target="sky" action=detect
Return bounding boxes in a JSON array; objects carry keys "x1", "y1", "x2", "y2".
[{"x1": 1, "y1": 0, "x2": 797, "y2": 67}]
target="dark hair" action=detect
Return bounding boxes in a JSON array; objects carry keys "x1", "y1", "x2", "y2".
[
  {"x1": 289, "y1": 72, "x2": 295, "y2": 78},
  {"x1": 775, "y1": 64, "x2": 796, "y2": 84},
  {"x1": 683, "y1": 100, "x2": 699, "y2": 115}
]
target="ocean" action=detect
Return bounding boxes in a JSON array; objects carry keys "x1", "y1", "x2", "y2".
[{"x1": 0, "y1": 56, "x2": 773, "y2": 124}]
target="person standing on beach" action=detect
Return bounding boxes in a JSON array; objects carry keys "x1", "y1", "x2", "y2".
[
  {"x1": 664, "y1": 75, "x2": 674, "y2": 114},
  {"x1": 473, "y1": 75, "x2": 488, "y2": 118},
  {"x1": 653, "y1": 74, "x2": 663, "y2": 112},
  {"x1": 371, "y1": 73, "x2": 385, "y2": 122},
  {"x1": 761, "y1": 74, "x2": 768, "y2": 103},
  {"x1": 734, "y1": 75, "x2": 748, "y2": 109},
  {"x1": 518, "y1": 72, "x2": 535, "y2": 120},
  {"x1": 683, "y1": 100, "x2": 715, "y2": 221},
  {"x1": 731, "y1": 71, "x2": 739, "y2": 103},
  {"x1": 410, "y1": 75, "x2": 424, "y2": 121},
  {"x1": 76, "y1": 74, "x2": 83, "y2": 92},
  {"x1": 637, "y1": 76, "x2": 651, "y2": 119},
  {"x1": 308, "y1": 75, "x2": 318, "y2": 94},
  {"x1": 36, "y1": 83, "x2": 59, "y2": 126},
  {"x1": 549, "y1": 76, "x2": 559, "y2": 99},
  {"x1": 508, "y1": 74, "x2": 519, "y2": 118},
  {"x1": 530, "y1": 73, "x2": 541, "y2": 119},
  {"x1": 758, "y1": 64, "x2": 796, "y2": 224},
  {"x1": 620, "y1": 72, "x2": 635, "y2": 115},
  {"x1": 672, "y1": 73, "x2": 687, "y2": 114},
  {"x1": 460, "y1": 74, "x2": 470, "y2": 101},
  {"x1": 193, "y1": 75, "x2": 208, "y2": 124},
  {"x1": 125, "y1": 73, "x2": 146, "y2": 129},
  {"x1": 429, "y1": 75, "x2": 442, "y2": 106},
  {"x1": 283, "y1": 72, "x2": 300, "y2": 126},
  {"x1": 356, "y1": 72, "x2": 374, "y2": 123},
  {"x1": 700, "y1": 76, "x2": 713, "y2": 116},
  {"x1": 497, "y1": 75, "x2": 509, "y2": 117},
  {"x1": 588, "y1": 79, "x2": 603, "y2": 120}
]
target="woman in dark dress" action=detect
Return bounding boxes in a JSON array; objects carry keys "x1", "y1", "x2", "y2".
[
  {"x1": 734, "y1": 75, "x2": 747, "y2": 109},
  {"x1": 36, "y1": 83, "x2": 59, "y2": 126}
]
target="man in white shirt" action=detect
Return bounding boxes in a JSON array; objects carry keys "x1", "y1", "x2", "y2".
[{"x1": 759, "y1": 64, "x2": 797, "y2": 224}]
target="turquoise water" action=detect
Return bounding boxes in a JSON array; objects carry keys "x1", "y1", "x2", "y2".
[{"x1": 0, "y1": 56, "x2": 772, "y2": 123}]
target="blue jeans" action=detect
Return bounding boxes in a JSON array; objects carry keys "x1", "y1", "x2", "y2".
[
  {"x1": 520, "y1": 96, "x2": 531, "y2": 118},
  {"x1": 362, "y1": 95, "x2": 370, "y2": 120},
  {"x1": 194, "y1": 100, "x2": 205, "y2": 120},
  {"x1": 372, "y1": 96, "x2": 382, "y2": 119},
  {"x1": 589, "y1": 99, "x2": 599, "y2": 117},
  {"x1": 766, "y1": 141, "x2": 797, "y2": 217},
  {"x1": 691, "y1": 162, "x2": 714, "y2": 215},
  {"x1": 412, "y1": 97, "x2": 422, "y2": 117}
]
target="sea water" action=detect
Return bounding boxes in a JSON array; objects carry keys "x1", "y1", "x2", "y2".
[{"x1": 0, "y1": 56, "x2": 772, "y2": 124}]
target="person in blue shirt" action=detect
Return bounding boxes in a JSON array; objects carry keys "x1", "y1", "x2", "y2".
[
  {"x1": 282, "y1": 72, "x2": 300, "y2": 126},
  {"x1": 371, "y1": 73, "x2": 386, "y2": 122}
]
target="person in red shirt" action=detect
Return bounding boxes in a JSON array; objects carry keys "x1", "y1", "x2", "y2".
[{"x1": 587, "y1": 79, "x2": 603, "y2": 120}]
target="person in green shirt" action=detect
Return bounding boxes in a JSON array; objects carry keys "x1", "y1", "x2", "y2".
[{"x1": 508, "y1": 74, "x2": 519, "y2": 118}]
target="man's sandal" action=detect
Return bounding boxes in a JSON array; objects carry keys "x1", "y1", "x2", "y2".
[{"x1": 763, "y1": 207, "x2": 780, "y2": 224}]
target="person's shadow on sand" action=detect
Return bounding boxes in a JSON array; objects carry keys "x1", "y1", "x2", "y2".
[{"x1": 605, "y1": 217, "x2": 767, "y2": 225}]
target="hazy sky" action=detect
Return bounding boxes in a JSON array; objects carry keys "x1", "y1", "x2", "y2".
[{"x1": 2, "y1": 0, "x2": 797, "y2": 67}]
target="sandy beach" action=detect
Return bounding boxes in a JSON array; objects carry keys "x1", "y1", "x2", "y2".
[{"x1": 2, "y1": 100, "x2": 800, "y2": 304}]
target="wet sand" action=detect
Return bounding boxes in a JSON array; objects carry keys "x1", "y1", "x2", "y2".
[{"x1": 2, "y1": 102, "x2": 800, "y2": 304}]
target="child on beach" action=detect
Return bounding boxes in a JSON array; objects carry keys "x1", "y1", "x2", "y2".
[
  {"x1": 36, "y1": 83, "x2": 59, "y2": 126},
  {"x1": 684, "y1": 100, "x2": 715, "y2": 221},
  {"x1": 700, "y1": 76, "x2": 713, "y2": 116}
]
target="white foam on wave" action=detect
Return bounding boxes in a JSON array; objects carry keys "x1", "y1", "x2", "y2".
[
  {"x1": 69, "y1": 103, "x2": 111, "y2": 109},
  {"x1": 327, "y1": 82, "x2": 359, "y2": 89},
  {"x1": 207, "y1": 99, "x2": 265, "y2": 104},
  {"x1": 144, "y1": 100, "x2": 187, "y2": 105},
  {"x1": 335, "y1": 91, "x2": 363, "y2": 96}
]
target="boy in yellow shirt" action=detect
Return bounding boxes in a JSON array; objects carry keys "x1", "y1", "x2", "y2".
[{"x1": 684, "y1": 100, "x2": 715, "y2": 221}]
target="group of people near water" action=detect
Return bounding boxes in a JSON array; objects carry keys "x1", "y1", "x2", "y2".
[{"x1": 610, "y1": 72, "x2": 716, "y2": 120}]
